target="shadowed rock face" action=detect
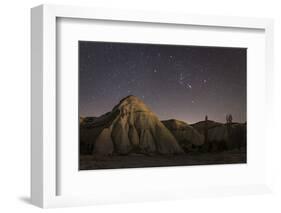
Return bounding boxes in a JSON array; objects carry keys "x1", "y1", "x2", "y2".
[
  {"x1": 228, "y1": 123, "x2": 247, "y2": 149},
  {"x1": 200, "y1": 123, "x2": 246, "y2": 151},
  {"x1": 208, "y1": 125, "x2": 228, "y2": 142},
  {"x1": 80, "y1": 95, "x2": 184, "y2": 155},
  {"x1": 162, "y1": 119, "x2": 204, "y2": 152},
  {"x1": 94, "y1": 128, "x2": 114, "y2": 155},
  {"x1": 80, "y1": 111, "x2": 120, "y2": 154}
]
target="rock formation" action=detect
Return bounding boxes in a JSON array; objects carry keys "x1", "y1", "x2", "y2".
[
  {"x1": 80, "y1": 95, "x2": 184, "y2": 155},
  {"x1": 162, "y1": 119, "x2": 204, "y2": 152},
  {"x1": 80, "y1": 95, "x2": 246, "y2": 155}
]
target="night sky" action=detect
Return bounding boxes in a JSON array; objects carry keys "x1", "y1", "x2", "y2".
[{"x1": 79, "y1": 41, "x2": 246, "y2": 124}]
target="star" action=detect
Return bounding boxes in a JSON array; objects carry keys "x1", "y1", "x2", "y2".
[
  {"x1": 178, "y1": 73, "x2": 185, "y2": 86},
  {"x1": 79, "y1": 41, "x2": 246, "y2": 124},
  {"x1": 179, "y1": 73, "x2": 184, "y2": 79}
]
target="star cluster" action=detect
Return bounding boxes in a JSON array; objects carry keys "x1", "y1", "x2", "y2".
[{"x1": 79, "y1": 41, "x2": 246, "y2": 123}]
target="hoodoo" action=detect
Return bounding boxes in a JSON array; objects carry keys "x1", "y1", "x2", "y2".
[{"x1": 80, "y1": 96, "x2": 184, "y2": 155}]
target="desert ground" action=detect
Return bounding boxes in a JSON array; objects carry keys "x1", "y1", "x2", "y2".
[{"x1": 79, "y1": 149, "x2": 246, "y2": 170}]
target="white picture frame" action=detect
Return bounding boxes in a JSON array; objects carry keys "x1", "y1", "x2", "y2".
[{"x1": 31, "y1": 4, "x2": 274, "y2": 208}]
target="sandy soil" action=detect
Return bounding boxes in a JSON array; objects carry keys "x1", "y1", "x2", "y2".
[{"x1": 79, "y1": 150, "x2": 246, "y2": 170}]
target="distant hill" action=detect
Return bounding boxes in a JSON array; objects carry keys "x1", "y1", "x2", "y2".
[{"x1": 191, "y1": 120, "x2": 223, "y2": 134}]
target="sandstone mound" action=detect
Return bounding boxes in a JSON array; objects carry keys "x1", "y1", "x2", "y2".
[
  {"x1": 162, "y1": 119, "x2": 204, "y2": 151},
  {"x1": 80, "y1": 95, "x2": 184, "y2": 155}
]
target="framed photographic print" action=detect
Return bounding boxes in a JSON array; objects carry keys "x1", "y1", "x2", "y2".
[
  {"x1": 78, "y1": 41, "x2": 247, "y2": 170},
  {"x1": 31, "y1": 4, "x2": 274, "y2": 208}
]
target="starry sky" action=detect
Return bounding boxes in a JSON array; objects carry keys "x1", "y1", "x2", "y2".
[{"x1": 79, "y1": 41, "x2": 246, "y2": 124}]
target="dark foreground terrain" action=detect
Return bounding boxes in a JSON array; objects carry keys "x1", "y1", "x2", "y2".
[{"x1": 79, "y1": 149, "x2": 246, "y2": 170}]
